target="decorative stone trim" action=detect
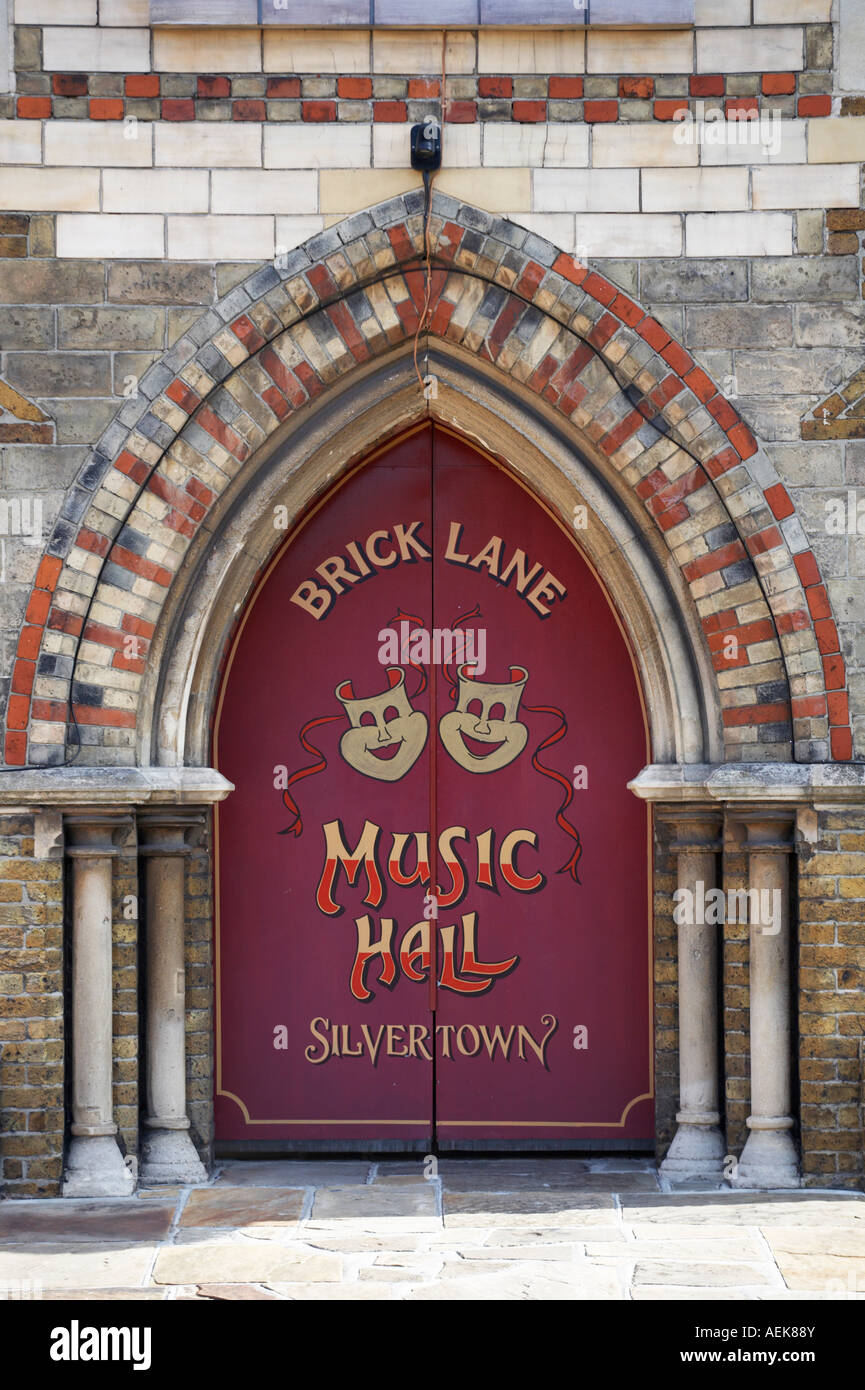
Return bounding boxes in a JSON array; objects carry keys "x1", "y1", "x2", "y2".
[{"x1": 4, "y1": 194, "x2": 852, "y2": 768}]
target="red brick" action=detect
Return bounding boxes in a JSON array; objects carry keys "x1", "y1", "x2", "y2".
[
  {"x1": 600, "y1": 410, "x2": 645, "y2": 456},
  {"x1": 35, "y1": 555, "x2": 62, "y2": 592},
  {"x1": 11, "y1": 660, "x2": 35, "y2": 697},
  {"x1": 409, "y1": 79, "x2": 439, "y2": 98},
  {"x1": 725, "y1": 98, "x2": 759, "y2": 118},
  {"x1": 704, "y1": 447, "x2": 740, "y2": 480},
  {"x1": 822, "y1": 652, "x2": 846, "y2": 691},
  {"x1": 682, "y1": 542, "x2": 749, "y2": 585},
  {"x1": 115, "y1": 450, "x2": 149, "y2": 485},
  {"x1": 72, "y1": 705, "x2": 136, "y2": 729},
  {"x1": 728, "y1": 421, "x2": 757, "y2": 458},
  {"x1": 266, "y1": 77, "x2": 300, "y2": 98},
  {"x1": 198, "y1": 75, "x2": 230, "y2": 98},
  {"x1": 746, "y1": 524, "x2": 782, "y2": 557},
  {"x1": 338, "y1": 77, "x2": 372, "y2": 99},
  {"x1": 31, "y1": 698, "x2": 68, "y2": 722},
  {"x1": 233, "y1": 100, "x2": 265, "y2": 121},
  {"x1": 798, "y1": 95, "x2": 832, "y2": 117},
  {"x1": 764, "y1": 482, "x2": 795, "y2": 520},
  {"x1": 52, "y1": 74, "x2": 87, "y2": 96},
  {"x1": 303, "y1": 101, "x2": 336, "y2": 122},
  {"x1": 636, "y1": 316, "x2": 670, "y2": 351},
  {"x1": 793, "y1": 550, "x2": 820, "y2": 589},
  {"x1": 828, "y1": 690, "x2": 850, "y2": 726},
  {"x1": 708, "y1": 395, "x2": 739, "y2": 429},
  {"x1": 513, "y1": 100, "x2": 546, "y2": 122},
  {"x1": 111, "y1": 545, "x2": 172, "y2": 587},
  {"x1": 5, "y1": 732, "x2": 26, "y2": 765},
  {"x1": 685, "y1": 365, "x2": 717, "y2": 403},
  {"x1": 654, "y1": 99, "x2": 688, "y2": 121},
  {"x1": 165, "y1": 377, "x2": 201, "y2": 414},
  {"x1": 17, "y1": 97, "x2": 51, "y2": 119},
  {"x1": 762, "y1": 73, "x2": 796, "y2": 95},
  {"x1": 25, "y1": 590, "x2": 50, "y2": 626},
  {"x1": 446, "y1": 100, "x2": 477, "y2": 123},
  {"x1": 262, "y1": 385, "x2": 290, "y2": 420},
  {"x1": 161, "y1": 98, "x2": 195, "y2": 121},
  {"x1": 792, "y1": 695, "x2": 826, "y2": 718},
  {"x1": 611, "y1": 293, "x2": 643, "y2": 327},
  {"x1": 619, "y1": 76, "x2": 653, "y2": 99},
  {"x1": 126, "y1": 74, "x2": 159, "y2": 97},
  {"x1": 122, "y1": 613, "x2": 156, "y2": 639},
  {"x1": 374, "y1": 101, "x2": 407, "y2": 122},
  {"x1": 690, "y1": 74, "x2": 724, "y2": 97},
  {"x1": 584, "y1": 100, "x2": 618, "y2": 122},
  {"x1": 588, "y1": 311, "x2": 619, "y2": 350},
  {"x1": 48, "y1": 608, "x2": 82, "y2": 638},
  {"x1": 76, "y1": 527, "x2": 110, "y2": 558},
  {"x1": 197, "y1": 406, "x2": 248, "y2": 461},
  {"x1": 553, "y1": 251, "x2": 587, "y2": 285},
  {"x1": 16, "y1": 626, "x2": 42, "y2": 662},
  {"x1": 660, "y1": 340, "x2": 694, "y2": 376},
  {"x1": 549, "y1": 76, "x2": 583, "y2": 99},
  {"x1": 583, "y1": 271, "x2": 617, "y2": 305},
  {"x1": 89, "y1": 98, "x2": 124, "y2": 120},
  {"x1": 82, "y1": 620, "x2": 125, "y2": 651},
  {"x1": 814, "y1": 618, "x2": 840, "y2": 654},
  {"x1": 723, "y1": 702, "x2": 789, "y2": 727},
  {"x1": 831, "y1": 726, "x2": 853, "y2": 760},
  {"x1": 479, "y1": 77, "x2": 512, "y2": 98},
  {"x1": 806, "y1": 584, "x2": 832, "y2": 620},
  {"x1": 231, "y1": 314, "x2": 266, "y2": 352},
  {"x1": 777, "y1": 609, "x2": 811, "y2": 636},
  {"x1": 6, "y1": 694, "x2": 30, "y2": 730}
]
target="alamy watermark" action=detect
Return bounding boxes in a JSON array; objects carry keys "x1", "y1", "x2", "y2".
[
  {"x1": 673, "y1": 102, "x2": 782, "y2": 157},
  {"x1": 674, "y1": 879, "x2": 782, "y2": 935}
]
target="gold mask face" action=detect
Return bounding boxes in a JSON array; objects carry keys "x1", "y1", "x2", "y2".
[
  {"x1": 439, "y1": 664, "x2": 529, "y2": 774},
  {"x1": 336, "y1": 668, "x2": 428, "y2": 782}
]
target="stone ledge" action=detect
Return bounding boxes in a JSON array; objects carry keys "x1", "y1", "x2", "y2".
[
  {"x1": 629, "y1": 761, "x2": 865, "y2": 803},
  {"x1": 0, "y1": 766, "x2": 234, "y2": 808}
]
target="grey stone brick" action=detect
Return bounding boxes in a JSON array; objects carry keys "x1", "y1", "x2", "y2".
[
  {"x1": 806, "y1": 23, "x2": 833, "y2": 70},
  {"x1": 58, "y1": 307, "x2": 165, "y2": 351},
  {"x1": 233, "y1": 76, "x2": 266, "y2": 98},
  {"x1": 89, "y1": 74, "x2": 123, "y2": 98},
  {"x1": 214, "y1": 285, "x2": 252, "y2": 323},
  {"x1": 4, "y1": 353, "x2": 111, "y2": 398},
  {"x1": 305, "y1": 227, "x2": 344, "y2": 261},
  {"x1": 41, "y1": 399, "x2": 117, "y2": 446},
  {"x1": 52, "y1": 97, "x2": 89, "y2": 119},
  {"x1": 371, "y1": 196, "x2": 409, "y2": 228},
  {"x1": 641, "y1": 259, "x2": 748, "y2": 304},
  {"x1": 373, "y1": 78, "x2": 406, "y2": 99},
  {"x1": 0, "y1": 260, "x2": 104, "y2": 305},
  {"x1": 0, "y1": 308, "x2": 54, "y2": 351},
  {"x1": 732, "y1": 348, "x2": 849, "y2": 396},
  {"x1": 767, "y1": 441, "x2": 844, "y2": 488},
  {"x1": 301, "y1": 77, "x2": 336, "y2": 99},
  {"x1": 197, "y1": 100, "x2": 232, "y2": 121},
  {"x1": 13, "y1": 27, "x2": 41, "y2": 72},
  {"x1": 448, "y1": 78, "x2": 476, "y2": 100},
  {"x1": 522, "y1": 231, "x2": 558, "y2": 266},
  {"x1": 339, "y1": 101, "x2": 371, "y2": 122},
  {"x1": 593, "y1": 260, "x2": 638, "y2": 297},
  {"x1": 548, "y1": 100, "x2": 582, "y2": 121},
  {"x1": 655, "y1": 77, "x2": 688, "y2": 97},
  {"x1": 215, "y1": 263, "x2": 253, "y2": 296},
  {"x1": 162, "y1": 75, "x2": 196, "y2": 97},
  {"x1": 583, "y1": 77, "x2": 617, "y2": 98},
  {"x1": 478, "y1": 99, "x2": 510, "y2": 120},
  {"x1": 17, "y1": 72, "x2": 50, "y2": 95},
  {"x1": 685, "y1": 305, "x2": 793, "y2": 348},
  {"x1": 725, "y1": 74, "x2": 760, "y2": 96},
  {"x1": 751, "y1": 257, "x2": 859, "y2": 304},
  {"x1": 337, "y1": 211, "x2": 375, "y2": 243},
  {"x1": 126, "y1": 99, "x2": 161, "y2": 122},
  {"x1": 619, "y1": 100, "x2": 652, "y2": 121},
  {"x1": 513, "y1": 77, "x2": 547, "y2": 99},
  {"x1": 1, "y1": 446, "x2": 86, "y2": 491}
]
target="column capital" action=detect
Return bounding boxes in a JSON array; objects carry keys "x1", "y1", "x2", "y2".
[
  {"x1": 655, "y1": 805, "x2": 723, "y2": 852},
  {"x1": 64, "y1": 812, "x2": 133, "y2": 859},
  {"x1": 138, "y1": 810, "x2": 204, "y2": 857},
  {"x1": 726, "y1": 806, "x2": 796, "y2": 852}
]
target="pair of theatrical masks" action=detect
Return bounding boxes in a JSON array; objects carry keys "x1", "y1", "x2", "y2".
[{"x1": 338, "y1": 664, "x2": 529, "y2": 782}]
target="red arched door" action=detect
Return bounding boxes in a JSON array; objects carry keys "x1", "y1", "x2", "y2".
[{"x1": 214, "y1": 424, "x2": 652, "y2": 1147}]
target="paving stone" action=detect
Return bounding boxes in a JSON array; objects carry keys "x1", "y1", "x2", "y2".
[
  {"x1": 438, "y1": 1161, "x2": 656, "y2": 1193},
  {"x1": 0, "y1": 1200, "x2": 175, "y2": 1244},
  {"x1": 586, "y1": 1238, "x2": 766, "y2": 1262},
  {"x1": 310, "y1": 1185, "x2": 438, "y2": 1227},
  {"x1": 180, "y1": 1187, "x2": 304, "y2": 1229},
  {"x1": 42, "y1": 1288, "x2": 168, "y2": 1300},
  {"x1": 484, "y1": 1225, "x2": 625, "y2": 1245},
  {"x1": 632, "y1": 1260, "x2": 777, "y2": 1287},
  {"x1": 0, "y1": 1243, "x2": 155, "y2": 1291},
  {"x1": 267, "y1": 1282, "x2": 394, "y2": 1299},
  {"x1": 215, "y1": 1160, "x2": 372, "y2": 1188},
  {"x1": 460, "y1": 1243, "x2": 578, "y2": 1261},
  {"x1": 764, "y1": 1226, "x2": 865, "y2": 1257},
  {"x1": 629, "y1": 1222, "x2": 756, "y2": 1242},
  {"x1": 633, "y1": 1287, "x2": 760, "y2": 1301},
  {"x1": 152, "y1": 1240, "x2": 341, "y2": 1286},
  {"x1": 771, "y1": 1252, "x2": 865, "y2": 1291},
  {"x1": 442, "y1": 1192, "x2": 615, "y2": 1227},
  {"x1": 193, "y1": 1284, "x2": 282, "y2": 1300},
  {"x1": 302, "y1": 1233, "x2": 421, "y2": 1253},
  {"x1": 622, "y1": 1196, "x2": 865, "y2": 1227}
]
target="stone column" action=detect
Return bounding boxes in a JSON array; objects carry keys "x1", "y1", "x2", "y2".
[
  {"x1": 63, "y1": 815, "x2": 135, "y2": 1197},
  {"x1": 733, "y1": 810, "x2": 799, "y2": 1189},
  {"x1": 659, "y1": 809, "x2": 726, "y2": 1182},
  {"x1": 138, "y1": 812, "x2": 207, "y2": 1184}
]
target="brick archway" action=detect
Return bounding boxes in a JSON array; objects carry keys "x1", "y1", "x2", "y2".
[{"x1": 6, "y1": 191, "x2": 852, "y2": 768}]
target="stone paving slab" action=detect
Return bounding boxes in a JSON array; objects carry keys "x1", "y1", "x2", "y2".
[{"x1": 3, "y1": 1159, "x2": 864, "y2": 1301}]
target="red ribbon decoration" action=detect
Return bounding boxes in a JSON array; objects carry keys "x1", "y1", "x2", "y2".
[
  {"x1": 523, "y1": 701, "x2": 583, "y2": 885},
  {"x1": 279, "y1": 713, "x2": 343, "y2": 837},
  {"x1": 387, "y1": 609, "x2": 428, "y2": 698}
]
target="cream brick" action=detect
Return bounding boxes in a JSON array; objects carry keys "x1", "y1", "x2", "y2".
[
  {"x1": 695, "y1": 0, "x2": 749, "y2": 21},
  {"x1": 99, "y1": 0, "x2": 150, "y2": 22},
  {"x1": 57, "y1": 213, "x2": 164, "y2": 259},
  {"x1": 275, "y1": 215, "x2": 326, "y2": 254},
  {"x1": 593, "y1": 123, "x2": 698, "y2": 168},
  {"x1": 373, "y1": 30, "x2": 474, "y2": 75},
  {"x1": 533, "y1": 168, "x2": 639, "y2": 213},
  {"x1": 42, "y1": 25, "x2": 150, "y2": 71},
  {"x1": 478, "y1": 29, "x2": 584, "y2": 74},
  {"x1": 0, "y1": 120, "x2": 42, "y2": 165},
  {"x1": 696, "y1": 26, "x2": 804, "y2": 72},
  {"x1": 482, "y1": 123, "x2": 588, "y2": 168},
  {"x1": 754, "y1": 0, "x2": 830, "y2": 18},
  {"x1": 587, "y1": 29, "x2": 693, "y2": 74},
  {"x1": 265, "y1": 124, "x2": 370, "y2": 170},
  {"x1": 699, "y1": 118, "x2": 806, "y2": 164},
  {"x1": 685, "y1": 211, "x2": 792, "y2": 255},
  {"x1": 264, "y1": 28, "x2": 370, "y2": 74},
  {"x1": 46, "y1": 120, "x2": 152, "y2": 167},
  {"x1": 154, "y1": 27, "x2": 262, "y2": 73},
  {"x1": 319, "y1": 168, "x2": 420, "y2": 215},
  {"x1": 167, "y1": 215, "x2": 274, "y2": 261},
  {"x1": 753, "y1": 163, "x2": 861, "y2": 209},
  {"x1": 641, "y1": 167, "x2": 750, "y2": 212},
  {"x1": 572, "y1": 214, "x2": 682, "y2": 257},
  {"x1": 212, "y1": 170, "x2": 317, "y2": 214},
  {"x1": 156, "y1": 123, "x2": 262, "y2": 169},
  {"x1": 808, "y1": 118, "x2": 865, "y2": 163},
  {"x1": 375, "y1": 123, "x2": 479, "y2": 169},
  {"x1": 0, "y1": 167, "x2": 100, "y2": 212},
  {"x1": 103, "y1": 168, "x2": 210, "y2": 214},
  {"x1": 512, "y1": 213, "x2": 576, "y2": 252},
  {"x1": 437, "y1": 168, "x2": 532, "y2": 213},
  {"x1": 14, "y1": 0, "x2": 95, "y2": 20}
]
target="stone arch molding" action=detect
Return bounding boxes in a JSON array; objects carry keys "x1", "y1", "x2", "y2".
[{"x1": 5, "y1": 190, "x2": 853, "y2": 771}]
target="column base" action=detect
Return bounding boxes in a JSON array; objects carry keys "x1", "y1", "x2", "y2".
[
  {"x1": 140, "y1": 1127, "x2": 207, "y2": 1185},
  {"x1": 62, "y1": 1135, "x2": 135, "y2": 1198},
  {"x1": 732, "y1": 1126, "x2": 800, "y2": 1189},
  {"x1": 660, "y1": 1119, "x2": 726, "y2": 1181}
]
